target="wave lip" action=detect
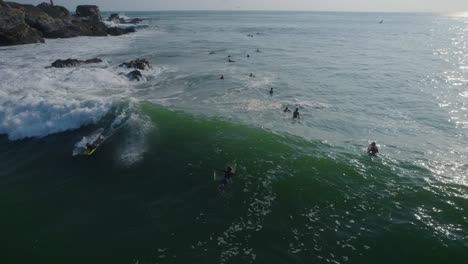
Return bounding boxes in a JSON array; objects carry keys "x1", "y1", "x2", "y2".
[
  {"x1": 0, "y1": 97, "x2": 111, "y2": 140},
  {"x1": 0, "y1": 65, "x2": 126, "y2": 140}
]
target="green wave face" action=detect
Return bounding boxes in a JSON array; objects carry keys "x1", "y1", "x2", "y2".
[{"x1": 1, "y1": 103, "x2": 466, "y2": 264}]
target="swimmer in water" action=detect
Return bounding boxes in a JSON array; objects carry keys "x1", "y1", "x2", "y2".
[{"x1": 367, "y1": 142, "x2": 379, "y2": 156}]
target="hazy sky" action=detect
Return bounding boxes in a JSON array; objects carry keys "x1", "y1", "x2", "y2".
[{"x1": 13, "y1": 0, "x2": 468, "y2": 12}]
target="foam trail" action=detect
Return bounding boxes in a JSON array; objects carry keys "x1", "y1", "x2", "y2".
[{"x1": 116, "y1": 112, "x2": 154, "y2": 167}]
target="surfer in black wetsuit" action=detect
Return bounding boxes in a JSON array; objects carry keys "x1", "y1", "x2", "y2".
[
  {"x1": 86, "y1": 135, "x2": 104, "y2": 151},
  {"x1": 218, "y1": 166, "x2": 235, "y2": 191},
  {"x1": 367, "y1": 142, "x2": 379, "y2": 156},
  {"x1": 270, "y1": 87, "x2": 273, "y2": 96},
  {"x1": 284, "y1": 106, "x2": 291, "y2": 113},
  {"x1": 220, "y1": 74, "x2": 224, "y2": 80},
  {"x1": 86, "y1": 143, "x2": 95, "y2": 151},
  {"x1": 293, "y1": 108, "x2": 300, "y2": 119}
]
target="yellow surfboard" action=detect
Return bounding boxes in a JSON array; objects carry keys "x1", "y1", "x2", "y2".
[
  {"x1": 83, "y1": 135, "x2": 104, "y2": 156},
  {"x1": 83, "y1": 148, "x2": 97, "y2": 156}
]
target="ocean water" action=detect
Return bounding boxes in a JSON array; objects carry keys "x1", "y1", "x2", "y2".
[{"x1": 0, "y1": 11, "x2": 467, "y2": 264}]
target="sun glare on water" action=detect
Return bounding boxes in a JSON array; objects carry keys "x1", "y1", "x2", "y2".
[{"x1": 450, "y1": 12, "x2": 468, "y2": 18}]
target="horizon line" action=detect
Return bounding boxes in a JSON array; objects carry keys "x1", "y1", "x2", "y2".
[{"x1": 98, "y1": 9, "x2": 450, "y2": 14}]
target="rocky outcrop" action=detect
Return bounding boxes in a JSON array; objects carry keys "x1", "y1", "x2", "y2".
[
  {"x1": 108, "y1": 13, "x2": 119, "y2": 21},
  {"x1": 0, "y1": 3, "x2": 44, "y2": 46},
  {"x1": 127, "y1": 70, "x2": 143, "y2": 81},
  {"x1": 119, "y1": 59, "x2": 151, "y2": 70},
  {"x1": 107, "y1": 26, "x2": 135, "y2": 36},
  {"x1": 6, "y1": 2, "x2": 71, "y2": 39},
  {"x1": 130, "y1": 18, "x2": 143, "y2": 24},
  {"x1": 75, "y1": 5, "x2": 101, "y2": 20},
  {"x1": 107, "y1": 13, "x2": 143, "y2": 24},
  {"x1": 50, "y1": 58, "x2": 102, "y2": 68},
  {"x1": 37, "y1": 2, "x2": 70, "y2": 19},
  {"x1": 69, "y1": 18, "x2": 108, "y2": 37},
  {"x1": 0, "y1": 2, "x2": 138, "y2": 46},
  {"x1": 120, "y1": 58, "x2": 151, "y2": 81}
]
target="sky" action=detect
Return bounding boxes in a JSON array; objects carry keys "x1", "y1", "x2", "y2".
[{"x1": 12, "y1": 0, "x2": 468, "y2": 13}]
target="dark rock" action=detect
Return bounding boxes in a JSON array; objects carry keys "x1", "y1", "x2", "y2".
[
  {"x1": 85, "y1": 58, "x2": 102, "y2": 63},
  {"x1": 126, "y1": 27, "x2": 136, "y2": 33},
  {"x1": 108, "y1": 14, "x2": 126, "y2": 24},
  {"x1": 37, "y1": 2, "x2": 69, "y2": 19},
  {"x1": 51, "y1": 58, "x2": 102, "y2": 68},
  {"x1": 107, "y1": 13, "x2": 143, "y2": 24},
  {"x1": 107, "y1": 26, "x2": 135, "y2": 36},
  {"x1": 3, "y1": 2, "x2": 96, "y2": 39},
  {"x1": 128, "y1": 18, "x2": 143, "y2": 24},
  {"x1": 108, "y1": 13, "x2": 119, "y2": 21},
  {"x1": 68, "y1": 18, "x2": 108, "y2": 37},
  {"x1": 0, "y1": 4, "x2": 44, "y2": 46},
  {"x1": 6, "y1": 2, "x2": 70, "y2": 39},
  {"x1": 0, "y1": 1, "x2": 138, "y2": 46},
  {"x1": 75, "y1": 5, "x2": 102, "y2": 20},
  {"x1": 120, "y1": 59, "x2": 151, "y2": 70},
  {"x1": 127, "y1": 70, "x2": 143, "y2": 81}
]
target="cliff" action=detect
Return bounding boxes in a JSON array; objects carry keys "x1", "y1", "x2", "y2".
[{"x1": 0, "y1": 2, "x2": 135, "y2": 46}]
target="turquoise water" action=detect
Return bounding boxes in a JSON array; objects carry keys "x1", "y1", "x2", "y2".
[{"x1": 0, "y1": 11, "x2": 467, "y2": 264}]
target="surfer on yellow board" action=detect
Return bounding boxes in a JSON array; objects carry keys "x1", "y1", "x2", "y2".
[{"x1": 85, "y1": 134, "x2": 104, "y2": 155}]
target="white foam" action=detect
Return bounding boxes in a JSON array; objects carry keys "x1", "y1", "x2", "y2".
[
  {"x1": 247, "y1": 74, "x2": 274, "y2": 88},
  {"x1": 283, "y1": 98, "x2": 329, "y2": 109},
  {"x1": 234, "y1": 99, "x2": 282, "y2": 111},
  {"x1": 103, "y1": 14, "x2": 150, "y2": 30},
  {"x1": 0, "y1": 36, "x2": 136, "y2": 140},
  {"x1": 103, "y1": 20, "x2": 141, "y2": 29},
  {"x1": 115, "y1": 109, "x2": 154, "y2": 166}
]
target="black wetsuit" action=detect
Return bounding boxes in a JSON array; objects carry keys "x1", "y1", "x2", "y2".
[
  {"x1": 368, "y1": 145, "x2": 379, "y2": 155},
  {"x1": 86, "y1": 143, "x2": 95, "y2": 151},
  {"x1": 293, "y1": 110, "x2": 300, "y2": 119},
  {"x1": 221, "y1": 170, "x2": 234, "y2": 185}
]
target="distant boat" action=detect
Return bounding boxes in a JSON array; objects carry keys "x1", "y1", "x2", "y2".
[{"x1": 379, "y1": 20, "x2": 384, "y2": 24}]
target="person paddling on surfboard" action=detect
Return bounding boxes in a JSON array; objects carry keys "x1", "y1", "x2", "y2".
[
  {"x1": 218, "y1": 166, "x2": 235, "y2": 191},
  {"x1": 367, "y1": 142, "x2": 379, "y2": 156}
]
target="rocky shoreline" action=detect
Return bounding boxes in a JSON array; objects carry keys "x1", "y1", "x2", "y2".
[
  {"x1": 47, "y1": 57, "x2": 151, "y2": 82},
  {"x1": 0, "y1": 1, "x2": 138, "y2": 46}
]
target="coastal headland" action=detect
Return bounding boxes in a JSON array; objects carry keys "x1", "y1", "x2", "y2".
[{"x1": 0, "y1": 1, "x2": 135, "y2": 46}]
